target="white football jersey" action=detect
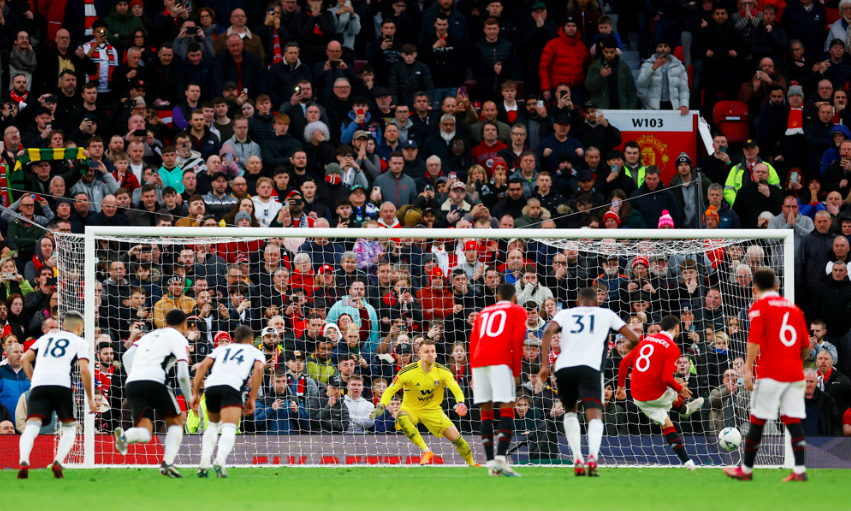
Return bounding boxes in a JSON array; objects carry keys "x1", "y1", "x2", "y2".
[
  {"x1": 29, "y1": 332, "x2": 89, "y2": 388},
  {"x1": 125, "y1": 327, "x2": 189, "y2": 384},
  {"x1": 552, "y1": 306, "x2": 626, "y2": 372},
  {"x1": 204, "y1": 343, "x2": 265, "y2": 391}
]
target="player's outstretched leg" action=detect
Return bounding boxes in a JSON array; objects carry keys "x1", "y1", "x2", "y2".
[
  {"x1": 725, "y1": 415, "x2": 764, "y2": 481},
  {"x1": 494, "y1": 407, "x2": 519, "y2": 477},
  {"x1": 480, "y1": 409, "x2": 498, "y2": 475},
  {"x1": 781, "y1": 418, "x2": 807, "y2": 482},
  {"x1": 397, "y1": 413, "x2": 432, "y2": 465},
  {"x1": 563, "y1": 412, "x2": 585, "y2": 475},
  {"x1": 18, "y1": 420, "x2": 41, "y2": 479},
  {"x1": 199, "y1": 421, "x2": 220, "y2": 476},
  {"x1": 115, "y1": 425, "x2": 153, "y2": 455},
  {"x1": 662, "y1": 422, "x2": 695, "y2": 470},
  {"x1": 213, "y1": 423, "x2": 237, "y2": 478}
]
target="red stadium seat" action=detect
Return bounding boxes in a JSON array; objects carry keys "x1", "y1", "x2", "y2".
[
  {"x1": 712, "y1": 101, "x2": 750, "y2": 144},
  {"x1": 672, "y1": 47, "x2": 694, "y2": 89}
]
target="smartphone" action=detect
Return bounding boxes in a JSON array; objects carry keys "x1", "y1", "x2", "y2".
[
  {"x1": 449, "y1": 171, "x2": 457, "y2": 180},
  {"x1": 736, "y1": 377, "x2": 744, "y2": 386},
  {"x1": 558, "y1": 90, "x2": 566, "y2": 99},
  {"x1": 719, "y1": 146, "x2": 727, "y2": 154},
  {"x1": 458, "y1": 86, "x2": 468, "y2": 96},
  {"x1": 134, "y1": 129, "x2": 146, "y2": 137},
  {"x1": 356, "y1": 107, "x2": 365, "y2": 116},
  {"x1": 439, "y1": 34, "x2": 446, "y2": 41},
  {"x1": 330, "y1": 60, "x2": 339, "y2": 69},
  {"x1": 689, "y1": 325, "x2": 696, "y2": 332},
  {"x1": 790, "y1": 171, "x2": 799, "y2": 183},
  {"x1": 536, "y1": 100, "x2": 544, "y2": 108},
  {"x1": 295, "y1": 86, "x2": 301, "y2": 94},
  {"x1": 400, "y1": 323, "x2": 407, "y2": 333},
  {"x1": 611, "y1": 164, "x2": 619, "y2": 175},
  {"x1": 138, "y1": 324, "x2": 147, "y2": 333},
  {"x1": 424, "y1": 184, "x2": 433, "y2": 193},
  {"x1": 242, "y1": 88, "x2": 248, "y2": 95},
  {"x1": 1, "y1": 272, "x2": 13, "y2": 279},
  {"x1": 268, "y1": 8, "x2": 276, "y2": 15},
  {"x1": 451, "y1": 204, "x2": 458, "y2": 212}
]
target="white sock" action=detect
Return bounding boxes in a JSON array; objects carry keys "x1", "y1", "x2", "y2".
[
  {"x1": 125, "y1": 427, "x2": 152, "y2": 444},
  {"x1": 214, "y1": 423, "x2": 237, "y2": 467},
  {"x1": 163, "y1": 425, "x2": 184, "y2": 465},
  {"x1": 741, "y1": 465, "x2": 753, "y2": 474},
  {"x1": 794, "y1": 465, "x2": 806, "y2": 475},
  {"x1": 587, "y1": 419, "x2": 604, "y2": 461},
  {"x1": 19, "y1": 421, "x2": 41, "y2": 465},
  {"x1": 563, "y1": 413, "x2": 584, "y2": 464},
  {"x1": 54, "y1": 422, "x2": 77, "y2": 465},
  {"x1": 200, "y1": 422, "x2": 220, "y2": 469}
]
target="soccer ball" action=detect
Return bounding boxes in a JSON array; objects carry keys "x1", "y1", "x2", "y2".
[{"x1": 717, "y1": 427, "x2": 742, "y2": 451}]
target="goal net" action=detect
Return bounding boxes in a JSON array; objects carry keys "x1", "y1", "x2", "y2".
[{"x1": 52, "y1": 227, "x2": 793, "y2": 468}]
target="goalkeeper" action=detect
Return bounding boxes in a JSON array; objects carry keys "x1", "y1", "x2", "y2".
[{"x1": 370, "y1": 339, "x2": 479, "y2": 467}]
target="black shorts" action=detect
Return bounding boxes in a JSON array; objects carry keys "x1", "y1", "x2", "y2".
[
  {"x1": 555, "y1": 366, "x2": 604, "y2": 411},
  {"x1": 126, "y1": 381, "x2": 181, "y2": 426},
  {"x1": 27, "y1": 385, "x2": 75, "y2": 423},
  {"x1": 205, "y1": 385, "x2": 244, "y2": 414}
]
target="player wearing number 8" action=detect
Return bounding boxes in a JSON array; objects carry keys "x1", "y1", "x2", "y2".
[
  {"x1": 617, "y1": 314, "x2": 705, "y2": 470},
  {"x1": 724, "y1": 268, "x2": 810, "y2": 482},
  {"x1": 469, "y1": 284, "x2": 528, "y2": 477}
]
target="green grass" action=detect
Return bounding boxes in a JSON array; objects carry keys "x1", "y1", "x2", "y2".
[{"x1": 2, "y1": 467, "x2": 847, "y2": 511}]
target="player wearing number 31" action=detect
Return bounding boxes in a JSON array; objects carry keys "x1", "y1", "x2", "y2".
[
  {"x1": 540, "y1": 287, "x2": 640, "y2": 476},
  {"x1": 724, "y1": 268, "x2": 810, "y2": 482},
  {"x1": 17, "y1": 311, "x2": 95, "y2": 479},
  {"x1": 616, "y1": 314, "x2": 705, "y2": 471},
  {"x1": 469, "y1": 284, "x2": 529, "y2": 477},
  {"x1": 191, "y1": 325, "x2": 265, "y2": 478}
]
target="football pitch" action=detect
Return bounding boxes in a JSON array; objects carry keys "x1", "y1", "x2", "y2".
[{"x1": 2, "y1": 467, "x2": 847, "y2": 511}]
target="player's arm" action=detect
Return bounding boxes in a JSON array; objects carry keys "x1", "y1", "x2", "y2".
[
  {"x1": 190, "y1": 356, "x2": 215, "y2": 413},
  {"x1": 616, "y1": 346, "x2": 638, "y2": 400},
  {"x1": 244, "y1": 359, "x2": 264, "y2": 416},
  {"x1": 444, "y1": 369, "x2": 468, "y2": 416},
  {"x1": 78, "y1": 359, "x2": 98, "y2": 414},
  {"x1": 176, "y1": 360, "x2": 192, "y2": 402},
  {"x1": 617, "y1": 324, "x2": 640, "y2": 350},
  {"x1": 123, "y1": 344, "x2": 137, "y2": 374},
  {"x1": 21, "y1": 349, "x2": 36, "y2": 381},
  {"x1": 371, "y1": 371, "x2": 405, "y2": 419},
  {"x1": 744, "y1": 309, "x2": 763, "y2": 391},
  {"x1": 662, "y1": 354, "x2": 687, "y2": 397},
  {"x1": 513, "y1": 308, "x2": 529, "y2": 381},
  {"x1": 538, "y1": 321, "x2": 561, "y2": 381}
]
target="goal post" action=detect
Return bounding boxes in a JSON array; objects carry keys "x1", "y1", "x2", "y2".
[{"x1": 54, "y1": 226, "x2": 794, "y2": 468}]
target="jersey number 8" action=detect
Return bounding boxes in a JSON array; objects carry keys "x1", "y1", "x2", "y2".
[{"x1": 635, "y1": 344, "x2": 654, "y2": 372}]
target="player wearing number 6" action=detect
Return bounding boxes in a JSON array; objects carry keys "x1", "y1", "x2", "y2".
[
  {"x1": 17, "y1": 311, "x2": 96, "y2": 479},
  {"x1": 191, "y1": 325, "x2": 265, "y2": 478},
  {"x1": 540, "y1": 287, "x2": 640, "y2": 476},
  {"x1": 469, "y1": 284, "x2": 528, "y2": 477},
  {"x1": 724, "y1": 268, "x2": 810, "y2": 482},
  {"x1": 616, "y1": 314, "x2": 705, "y2": 470}
]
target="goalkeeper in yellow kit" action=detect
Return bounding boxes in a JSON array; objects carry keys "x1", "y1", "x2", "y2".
[{"x1": 370, "y1": 339, "x2": 479, "y2": 466}]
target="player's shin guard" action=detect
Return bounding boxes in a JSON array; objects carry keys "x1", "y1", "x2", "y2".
[
  {"x1": 563, "y1": 413, "x2": 584, "y2": 464},
  {"x1": 587, "y1": 419, "x2": 604, "y2": 460},
  {"x1": 214, "y1": 423, "x2": 237, "y2": 467},
  {"x1": 200, "y1": 422, "x2": 220, "y2": 469},
  {"x1": 397, "y1": 414, "x2": 429, "y2": 452},
  {"x1": 18, "y1": 421, "x2": 40, "y2": 465},
  {"x1": 125, "y1": 427, "x2": 153, "y2": 444},
  {"x1": 163, "y1": 425, "x2": 184, "y2": 465},
  {"x1": 662, "y1": 425, "x2": 690, "y2": 464},
  {"x1": 496, "y1": 408, "x2": 515, "y2": 457},
  {"x1": 743, "y1": 415, "x2": 767, "y2": 472},
  {"x1": 480, "y1": 409, "x2": 495, "y2": 461},
  {"x1": 55, "y1": 422, "x2": 77, "y2": 465},
  {"x1": 452, "y1": 436, "x2": 475, "y2": 466},
  {"x1": 783, "y1": 418, "x2": 806, "y2": 474}
]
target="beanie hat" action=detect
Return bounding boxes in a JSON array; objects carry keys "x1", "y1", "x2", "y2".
[
  {"x1": 429, "y1": 267, "x2": 444, "y2": 284},
  {"x1": 705, "y1": 205, "x2": 720, "y2": 224},
  {"x1": 676, "y1": 152, "x2": 692, "y2": 167},
  {"x1": 787, "y1": 85, "x2": 804, "y2": 98},
  {"x1": 603, "y1": 210, "x2": 620, "y2": 227},
  {"x1": 658, "y1": 210, "x2": 674, "y2": 228}
]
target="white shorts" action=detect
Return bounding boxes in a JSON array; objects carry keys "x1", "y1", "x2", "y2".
[
  {"x1": 472, "y1": 365, "x2": 516, "y2": 404},
  {"x1": 634, "y1": 388, "x2": 678, "y2": 426},
  {"x1": 750, "y1": 378, "x2": 806, "y2": 421}
]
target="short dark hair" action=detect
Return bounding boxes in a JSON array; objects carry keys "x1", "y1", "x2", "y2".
[
  {"x1": 234, "y1": 324, "x2": 253, "y2": 343},
  {"x1": 497, "y1": 283, "x2": 515, "y2": 301},
  {"x1": 165, "y1": 309, "x2": 187, "y2": 327},
  {"x1": 753, "y1": 267, "x2": 777, "y2": 291},
  {"x1": 577, "y1": 287, "x2": 597, "y2": 304},
  {"x1": 660, "y1": 314, "x2": 680, "y2": 332}
]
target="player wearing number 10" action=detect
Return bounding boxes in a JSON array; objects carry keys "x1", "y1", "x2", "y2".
[
  {"x1": 724, "y1": 268, "x2": 810, "y2": 482},
  {"x1": 469, "y1": 284, "x2": 528, "y2": 477},
  {"x1": 540, "y1": 287, "x2": 640, "y2": 476},
  {"x1": 191, "y1": 325, "x2": 265, "y2": 478},
  {"x1": 18, "y1": 311, "x2": 96, "y2": 479}
]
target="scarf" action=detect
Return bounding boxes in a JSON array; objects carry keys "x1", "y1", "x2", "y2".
[
  {"x1": 84, "y1": 0, "x2": 97, "y2": 37},
  {"x1": 287, "y1": 373, "x2": 306, "y2": 397},
  {"x1": 785, "y1": 107, "x2": 804, "y2": 136},
  {"x1": 272, "y1": 32, "x2": 283, "y2": 65},
  {"x1": 9, "y1": 90, "x2": 28, "y2": 105},
  {"x1": 87, "y1": 43, "x2": 118, "y2": 87}
]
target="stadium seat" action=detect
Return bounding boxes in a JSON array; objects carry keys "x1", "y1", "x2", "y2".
[
  {"x1": 673, "y1": 47, "x2": 694, "y2": 89},
  {"x1": 712, "y1": 101, "x2": 750, "y2": 144},
  {"x1": 354, "y1": 60, "x2": 368, "y2": 75}
]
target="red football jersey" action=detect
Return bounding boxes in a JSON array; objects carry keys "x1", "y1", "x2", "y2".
[
  {"x1": 618, "y1": 332, "x2": 683, "y2": 402},
  {"x1": 469, "y1": 301, "x2": 527, "y2": 376},
  {"x1": 747, "y1": 291, "x2": 807, "y2": 382}
]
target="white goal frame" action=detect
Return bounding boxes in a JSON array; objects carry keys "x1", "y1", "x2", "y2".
[{"x1": 74, "y1": 226, "x2": 795, "y2": 468}]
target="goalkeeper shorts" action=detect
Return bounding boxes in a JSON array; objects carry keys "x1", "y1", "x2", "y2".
[{"x1": 397, "y1": 407, "x2": 454, "y2": 438}]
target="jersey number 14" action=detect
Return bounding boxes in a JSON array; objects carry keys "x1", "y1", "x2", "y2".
[{"x1": 222, "y1": 348, "x2": 245, "y2": 365}]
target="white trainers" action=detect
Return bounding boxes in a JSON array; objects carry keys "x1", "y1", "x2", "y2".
[
  {"x1": 486, "y1": 459, "x2": 502, "y2": 476},
  {"x1": 495, "y1": 456, "x2": 521, "y2": 478},
  {"x1": 684, "y1": 460, "x2": 696, "y2": 471},
  {"x1": 681, "y1": 397, "x2": 705, "y2": 418},
  {"x1": 113, "y1": 427, "x2": 128, "y2": 455}
]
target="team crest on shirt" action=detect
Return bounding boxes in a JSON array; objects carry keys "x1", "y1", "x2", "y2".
[{"x1": 434, "y1": 380, "x2": 439, "y2": 387}]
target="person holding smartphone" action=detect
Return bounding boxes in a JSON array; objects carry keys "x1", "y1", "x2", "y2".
[{"x1": 637, "y1": 40, "x2": 689, "y2": 115}]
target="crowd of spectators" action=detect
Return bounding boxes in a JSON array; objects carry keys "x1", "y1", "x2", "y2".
[{"x1": 0, "y1": 0, "x2": 850, "y2": 459}]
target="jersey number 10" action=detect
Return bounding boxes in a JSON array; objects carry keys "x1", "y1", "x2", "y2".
[{"x1": 478, "y1": 310, "x2": 507, "y2": 337}]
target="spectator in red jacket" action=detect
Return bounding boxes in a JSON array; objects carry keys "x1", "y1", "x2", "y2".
[
  {"x1": 539, "y1": 15, "x2": 588, "y2": 105},
  {"x1": 416, "y1": 267, "x2": 457, "y2": 321}
]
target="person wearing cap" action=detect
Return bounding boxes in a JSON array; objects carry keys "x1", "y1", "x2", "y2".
[
  {"x1": 724, "y1": 138, "x2": 781, "y2": 207},
  {"x1": 310, "y1": 373, "x2": 351, "y2": 433},
  {"x1": 637, "y1": 40, "x2": 690, "y2": 114},
  {"x1": 439, "y1": 180, "x2": 473, "y2": 226},
  {"x1": 539, "y1": 15, "x2": 588, "y2": 104},
  {"x1": 570, "y1": 103, "x2": 623, "y2": 160},
  {"x1": 400, "y1": 138, "x2": 427, "y2": 182},
  {"x1": 585, "y1": 34, "x2": 639, "y2": 110},
  {"x1": 535, "y1": 111, "x2": 584, "y2": 174},
  {"x1": 152, "y1": 276, "x2": 196, "y2": 329},
  {"x1": 670, "y1": 152, "x2": 711, "y2": 229}
]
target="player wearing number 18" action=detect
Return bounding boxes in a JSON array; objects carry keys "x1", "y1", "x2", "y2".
[
  {"x1": 17, "y1": 311, "x2": 96, "y2": 479},
  {"x1": 540, "y1": 287, "x2": 640, "y2": 476},
  {"x1": 724, "y1": 268, "x2": 810, "y2": 482},
  {"x1": 469, "y1": 284, "x2": 528, "y2": 477},
  {"x1": 191, "y1": 325, "x2": 265, "y2": 478}
]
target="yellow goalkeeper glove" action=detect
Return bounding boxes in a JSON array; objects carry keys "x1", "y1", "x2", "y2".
[{"x1": 369, "y1": 404, "x2": 386, "y2": 420}]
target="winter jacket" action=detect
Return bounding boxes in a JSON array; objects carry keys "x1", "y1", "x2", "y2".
[
  {"x1": 539, "y1": 27, "x2": 588, "y2": 90},
  {"x1": 341, "y1": 110, "x2": 383, "y2": 146},
  {"x1": 630, "y1": 182, "x2": 682, "y2": 228},
  {"x1": 267, "y1": 59, "x2": 312, "y2": 110},
  {"x1": 213, "y1": 28, "x2": 265, "y2": 61},
  {"x1": 293, "y1": 9, "x2": 337, "y2": 64},
  {"x1": 782, "y1": 0, "x2": 827, "y2": 62},
  {"x1": 471, "y1": 37, "x2": 520, "y2": 98},
  {"x1": 373, "y1": 172, "x2": 418, "y2": 209},
  {"x1": 212, "y1": 51, "x2": 267, "y2": 99},
  {"x1": 104, "y1": 9, "x2": 143, "y2": 50},
  {"x1": 514, "y1": 281, "x2": 554, "y2": 308},
  {"x1": 0, "y1": 365, "x2": 30, "y2": 422},
  {"x1": 812, "y1": 277, "x2": 851, "y2": 337},
  {"x1": 311, "y1": 395, "x2": 351, "y2": 433},
  {"x1": 796, "y1": 229, "x2": 837, "y2": 309},
  {"x1": 570, "y1": 120, "x2": 622, "y2": 159},
  {"x1": 223, "y1": 137, "x2": 263, "y2": 172},
  {"x1": 343, "y1": 394, "x2": 374, "y2": 433},
  {"x1": 261, "y1": 134, "x2": 303, "y2": 173},
  {"x1": 804, "y1": 389, "x2": 844, "y2": 436},
  {"x1": 585, "y1": 57, "x2": 639, "y2": 110},
  {"x1": 732, "y1": 181, "x2": 782, "y2": 229},
  {"x1": 419, "y1": 32, "x2": 467, "y2": 89},
  {"x1": 723, "y1": 159, "x2": 781, "y2": 206},
  {"x1": 669, "y1": 172, "x2": 711, "y2": 229},
  {"x1": 388, "y1": 61, "x2": 434, "y2": 107},
  {"x1": 637, "y1": 53, "x2": 690, "y2": 110}
]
